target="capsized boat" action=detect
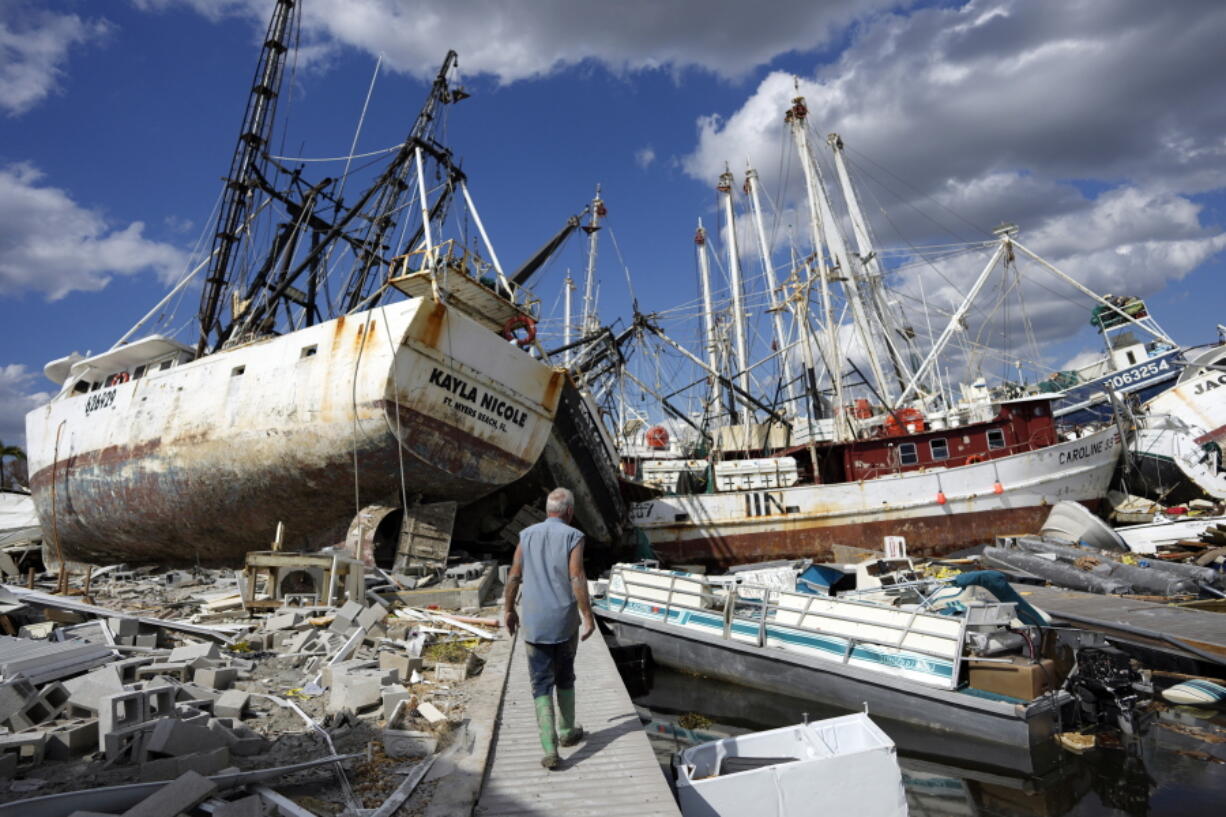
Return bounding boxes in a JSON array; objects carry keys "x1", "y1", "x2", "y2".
[
  {"x1": 595, "y1": 563, "x2": 1075, "y2": 754},
  {"x1": 673, "y1": 713, "x2": 908, "y2": 817},
  {"x1": 23, "y1": 5, "x2": 570, "y2": 564}
]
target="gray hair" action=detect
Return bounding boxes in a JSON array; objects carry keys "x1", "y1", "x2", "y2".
[{"x1": 545, "y1": 487, "x2": 574, "y2": 515}]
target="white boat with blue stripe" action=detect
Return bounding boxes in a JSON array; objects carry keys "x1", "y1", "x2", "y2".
[{"x1": 595, "y1": 563, "x2": 1074, "y2": 758}]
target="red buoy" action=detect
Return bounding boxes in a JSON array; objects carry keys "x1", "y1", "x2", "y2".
[
  {"x1": 936, "y1": 491, "x2": 947, "y2": 505},
  {"x1": 645, "y1": 425, "x2": 670, "y2": 449}
]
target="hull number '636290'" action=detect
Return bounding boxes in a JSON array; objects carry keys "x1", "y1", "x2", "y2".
[{"x1": 84, "y1": 389, "x2": 116, "y2": 416}]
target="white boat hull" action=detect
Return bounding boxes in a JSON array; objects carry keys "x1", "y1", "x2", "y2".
[
  {"x1": 24, "y1": 297, "x2": 564, "y2": 563},
  {"x1": 632, "y1": 427, "x2": 1121, "y2": 566}
]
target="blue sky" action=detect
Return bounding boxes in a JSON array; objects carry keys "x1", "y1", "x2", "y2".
[{"x1": 3, "y1": 0, "x2": 1225, "y2": 445}]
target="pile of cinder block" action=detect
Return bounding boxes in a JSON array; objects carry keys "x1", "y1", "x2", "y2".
[{"x1": 0, "y1": 632, "x2": 271, "y2": 781}]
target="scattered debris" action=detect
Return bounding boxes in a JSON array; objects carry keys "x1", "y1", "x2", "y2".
[{"x1": 0, "y1": 548, "x2": 502, "y2": 815}]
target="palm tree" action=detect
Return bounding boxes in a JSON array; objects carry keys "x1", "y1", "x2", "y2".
[{"x1": 0, "y1": 441, "x2": 26, "y2": 490}]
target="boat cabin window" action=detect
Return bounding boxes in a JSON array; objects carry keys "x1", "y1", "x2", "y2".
[
  {"x1": 232, "y1": 365, "x2": 246, "y2": 377},
  {"x1": 987, "y1": 429, "x2": 1006, "y2": 450},
  {"x1": 930, "y1": 438, "x2": 949, "y2": 460},
  {"x1": 159, "y1": 360, "x2": 172, "y2": 371},
  {"x1": 73, "y1": 381, "x2": 90, "y2": 394},
  {"x1": 898, "y1": 442, "x2": 918, "y2": 466},
  {"x1": 301, "y1": 345, "x2": 317, "y2": 358},
  {"x1": 133, "y1": 365, "x2": 147, "y2": 380},
  {"x1": 91, "y1": 381, "x2": 103, "y2": 392}
]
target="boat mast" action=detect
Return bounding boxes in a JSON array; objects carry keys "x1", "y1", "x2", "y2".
[
  {"x1": 563, "y1": 272, "x2": 575, "y2": 366},
  {"x1": 744, "y1": 166, "x2": 798, "y2": 414},
  {"x1": 196, "y1": 0, "x2": 297, "y2": 357},
  {"x1": 795, "y1": 111, "x2": 891, "y2": 405},
  {"x1": 786, "y1": 96, "x2": 849, "y2": 439},
  {"x1": 581, "y1": 185, "x2": 605, "y2": 336},
  {"x1": 717, "y1": 167, "x2": 752, "y2": 407},
  {"x1": 695, "y1": 220, "x2": 724, "y2": 423},
  {"x1": 827, "y1": 133, "x2": 917, "y2": 394}
]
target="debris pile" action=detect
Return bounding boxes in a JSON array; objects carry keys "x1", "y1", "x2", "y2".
[
  {"x1": 983, "y1": 534, "x2": 1225, "y2": 598},
  {"x1": 0, "y1": 549, "x2": 502, "y2": 816}
]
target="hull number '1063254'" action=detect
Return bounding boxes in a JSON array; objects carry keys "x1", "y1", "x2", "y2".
[
  {"x1": 1058, "y1": 432, "x2": 1118, "y2": 465},
  {"x1": 84, "y1": 389, "x2": 116, "y2": 416},
  {"x1": 1105, "y1": 357, "x2": 1171, "y2": 391}
]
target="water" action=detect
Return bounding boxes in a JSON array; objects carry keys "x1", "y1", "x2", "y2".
[{"x1": 623, "y1": 658, "x2": 1226, "y2": 816}]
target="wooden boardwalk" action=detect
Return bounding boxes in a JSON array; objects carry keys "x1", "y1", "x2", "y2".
[
  {"x1": 476, "y1": 632, "x2": 681, "y2": 817},
  {"x1": 1017, "y1": 584, "x2": 1226, "y2": 664}
]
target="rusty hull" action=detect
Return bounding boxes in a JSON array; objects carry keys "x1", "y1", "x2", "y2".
[
  {"x1": 25, "y1": 299, "x2": 562, "y2": 565},
  {"x1": 648, "y1": 503, "x2": 1085, "y2": 570}
]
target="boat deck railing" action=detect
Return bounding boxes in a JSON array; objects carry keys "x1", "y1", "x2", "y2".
[{"x1": 607, "y1": 565, "x2": 968, "y2": 689}]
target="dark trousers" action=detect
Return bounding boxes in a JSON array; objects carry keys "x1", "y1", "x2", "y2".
[{"x1": 526, "y1": 634, "x2": 578, "y2": 698}]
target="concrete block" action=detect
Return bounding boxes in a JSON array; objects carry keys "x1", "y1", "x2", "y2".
[
  {"x1": 112, "y1": 657, "x2": 153, "y2": 683},
  {"x1": 214, "y1": 794, "x2": 265, "y2": 817},
  {"x1": 334, "y1": 600, "x2": 364, "y2": 623},
  {"x1": 137, "y1": 663, "x2": 191, "y2": 682},
  {"x1": 262, "y1": 612, "x2": 301, "y2": 632},
  {"x1": 146, "y1": 718, "x2": 227, "y2": 758},
  {"x1": 214, "y1": 690, "x2": 249, "y2": 720},
  {"x1": 176, "y1": 745, "x2": 230, "y2": 776},
  {"x1": 284, "y1": 630, "x2": 318, "y2": 653},
  {"x1": 167, "y1": 642, "x2": 218, "y2": 662},
  {"x1": 104, "y1": 720, "x2": 159, "y2": 764},
  {"x1": 133, "y1": 634, "x2": 158, "y2": 649},
  {"x1": 378, "y1": 652, "x2": 423, "y2": 681},
  {"x1": 228, "y1": 658, "x2": 255, "y2": 673},
  {"x1": 0, "y1": 730, "x2": 46, "y2": 767},
  {"x1": 176, "y1": 682, "x2": 220, "y2": 702},
  {"x1": 381, "y1": 685, "x2": 411, "y2": 720},
  {"x1": 44, "y1": 718, "x2": 99, "y2": 759},
  {"x1": 193, "y1": 667, "x2": 238, "y2": 691},
  {"x1": 121, "y1": 769, "x2": 217, "y2": 817},
  {"x1": 207, "y1": 719, "x2": 268, "y2": 756},
  {"x1": 321, "y1": 659, "x2": 373, "y2": 688},
  {"x1": 110, "y1": 617, "x2": 140, "y2": 637},
  {"x1": 0, "y1": 677, "x2": 37, "y2": 721},
  {"x1": 146, "y1": 686, "x2": 177, "y2": 719},
  {"x1": 98, "y1": 691, "x2": 149, "y2": 751},
  {"x1": 355, "y1": 604, "x2": 386, "y2": 632},
  {"x1": 326, "y1": 670, "x2": 382, "y2": 714}
]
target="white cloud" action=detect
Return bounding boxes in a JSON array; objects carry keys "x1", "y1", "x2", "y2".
[
  {"x1": 634, "y1": 146, "x2": 656, "y2": 169},
  {"x1": 0, "y1": 8, "x2": 110, "y2": 116},
  {"x1": 0, "y1": 364, "x2": 48, "y2": 448},
  {"x1": 681, "y1": 0, "x2": 1226, "y2": 358},
  {"x1": 135, "y1": 0, "x2": 911, "y2": 82},
  {"x1": 0, "y1": 163, "x2": 190, "y2": 300}
]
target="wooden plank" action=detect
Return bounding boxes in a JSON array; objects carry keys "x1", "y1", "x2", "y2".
[
  {"x1": 395, "y1": 502, "x2": 456, "y2": 573},
  {"x1": 477, "y1": 633, "x2": 680, "y2": 817}
]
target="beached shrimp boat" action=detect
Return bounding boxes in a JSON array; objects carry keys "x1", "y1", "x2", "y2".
[
  {"x1": 632, "y1": 399, "x2": 1121, "y2": 568},
  {"x1": 23, "y1": 3, "x2": 567, "y2": 564}
]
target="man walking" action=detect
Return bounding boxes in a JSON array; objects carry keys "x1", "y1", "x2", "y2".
[{"x1": 503, "y1": 487, "x2": 595, "y2": 769}]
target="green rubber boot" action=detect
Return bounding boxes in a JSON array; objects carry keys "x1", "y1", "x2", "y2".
[
  {"x1": 557, "y1": 687, "x2": 585, "y2": 747},
  {"x1": 533, "y1": 695, "x2": 560, "y2": 769}
]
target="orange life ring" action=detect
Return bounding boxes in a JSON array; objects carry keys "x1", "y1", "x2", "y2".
[
  {"x1": 501, "y1": 314, "x2": 536, "y2": 348},
  {"x1": 965, "y1": 454, "x2": 985, "y2": 465},
  {"x1": 108, "y1": 371, "x2": 130, "y2": 387}
]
